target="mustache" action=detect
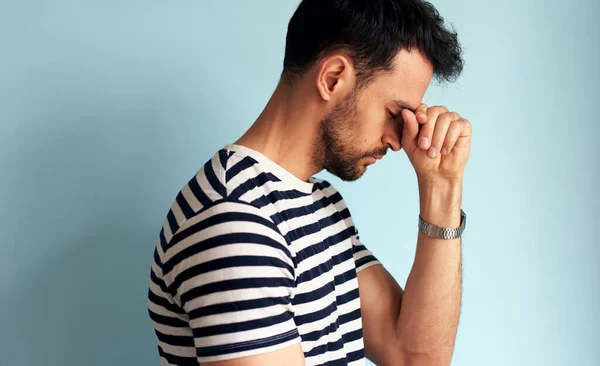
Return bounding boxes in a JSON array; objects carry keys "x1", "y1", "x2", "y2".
[{"x1": 366, "y1": 147, "x2": 388, "y2": 157}]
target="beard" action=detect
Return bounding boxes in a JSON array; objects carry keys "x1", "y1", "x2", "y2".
[{"x1": 314, "y1": 90, "x2": 388, "y2": 182}]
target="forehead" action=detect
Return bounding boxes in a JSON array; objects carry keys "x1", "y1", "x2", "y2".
[{"x1": 367, "y1": 48, "x2": 433, "y2": 110}]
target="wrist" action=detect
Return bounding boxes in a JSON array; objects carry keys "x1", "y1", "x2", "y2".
[{"x1": 418, "y1": 178, "x2": 462, "y2": 228}]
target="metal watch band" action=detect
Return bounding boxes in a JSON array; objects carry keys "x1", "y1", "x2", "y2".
[{"x1": 418, "y1": 209, "x2": 466, "y2": 240}]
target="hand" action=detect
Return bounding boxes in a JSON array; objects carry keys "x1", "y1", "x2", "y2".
[{"x1": 401, "y1": 104, "x2": 472, "y2": 183}]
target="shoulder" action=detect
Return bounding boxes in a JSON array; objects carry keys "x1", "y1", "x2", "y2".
[
  {"x1": 161, "y1": 198, "x2": 296, "y2": 286},
  {"x1": 311, "y1": 177, "x2": 350, "y2": 210}
]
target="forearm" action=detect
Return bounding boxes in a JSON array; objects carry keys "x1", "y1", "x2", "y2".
[{"x1": 395, "y1": 179, "x2": 463, "y2": 365}]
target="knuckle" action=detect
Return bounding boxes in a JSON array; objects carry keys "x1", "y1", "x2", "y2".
[{"x1": 441, "y1": 112, "x2": 455, "y2": 123}]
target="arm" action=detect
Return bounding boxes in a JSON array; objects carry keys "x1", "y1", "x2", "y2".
[
  {"x1": 359, "y1": 182, "x2": 461, "y2": 366},
  {"x1": 202, "y1": 343, "x2": 305, "y2": 366},
  {"x1": 359, "y1": 105, "x2": 471, "y2": 365},
  {"x1": 395, "y1": 180, "x2": 462, "y2": 364}
]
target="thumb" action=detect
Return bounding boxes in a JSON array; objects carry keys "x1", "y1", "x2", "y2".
[{"x1": 401, "y1": 109, "x2": 419, "y2": 152}]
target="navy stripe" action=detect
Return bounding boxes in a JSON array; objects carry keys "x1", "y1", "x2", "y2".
[
  {"x1": 164, "y1": 232, "x2": 292, "y2": 276},
  {"x1": 305, "y1": 337, "x2": 344, "y2": 357},
  {"x1": 347, "y1": 348, "x2": 365, "y2": 363},
  {"x1": 159, "y1": 227, "x2": 168, "y2": 254},
  {"x1": 181, "y1": 277, "x2": 294, "y2": 306},
  {"x1": 170, "y1": 255, "x2": 295, "y2": 294},
  {"x1": 192, "y1": 310, "x2": 295, "y2": 338},
  {"x1": 273, "y1": 195, "x2": 331, "y2": 225},
  {"x1": 148, "y1": 309, "x2": 189, "y2": 328},
  {"x1": 204, "y1": 159, "x2": 226, "y2": 198},
  {"x1": 342, "y1": 328, "x2": 363, "y2": 345},
  {"x1": 148, "y1": 289, "x2": 185, "y2": 315},
  {"x1": 313, "y1": 180, "x2": 332, "y2": 190},
  {"x1": 300, "y1": 319, "x2": 338, "y2": 342},
  {"x1": 176, "y1": 191, "x2": 194, "y2": 219},
  {"x1": 295, "y1": 301, "x2": 337, "y2": 326},
  {"x1": 332, "y1": 247, "x2": 353, "y2": 266},
  {"x1": 166, "y1": 210, "x2": 178, "y2": 236},
  {"x1": 297, "y1": 258, "x2": 334, "y2": 285},
  {"x1": 172, "y1": 209, "x2": 282, "y2": 245},
  {"x1": 154, "y1": 329, "x2": 195, "y2": 347},
  {"x1": 226, "y1": 155, "x2": 258, "y2": 183},
  {"x1": 188, "y1": 175, "x2": 212, "y2": 207},
  {"x1": 189, "y1": 296, "x2": 291, "y2": 320},
  {"x1": 196, "y1": 329, "x2": 299, "y2": 358},
  {"x1": 353, "y1": 243, "x2": 371, "y2": 253},
  {"x1": 229, "y1": 172, "x2": 281, "y2": 200},
  {"x1": 150, "y1": 269, "x2": 174, "y2": 297},
  {"x1": 250, "y1": 189, "x2": 310, "y2": 208},
  {"x1": 293, "y1": 280, "x2": 335, "y2": 305},
  {"x1": 218, "y1": 149, "x2": 229, "y2": 170},
  {"x1": 338, "y1": 308, "x2": 361, "y2": 326},
  {"x1": 334, "y1": 267, "x2": 357, "y2": 287},
  {"x1": 336, "y1": 288, "x2": 360, "y2": 306},
  {"x1": 153, "y1": 247, "x2": 162, "y2": 267},
  {"x1": 296, "y1": 226, "x2": 352, "y2": 264},
  {"x1": 168, "y1": 207, "x2": 287, "y2": 256},
  {"x1": 157, "y1": 345, "x2": 197, "y2": 366},
  {"x1": 325, "y1": 191, "x2": 344, "y2": 206},
  {"x1": 286, "y1": 209, "x2": 346, "y2": 244},
  {"x1": 356, "y1": 254, "x2": 378, "y2": 270},
  {"x1": 324, "y1": 357, "x2": 353, "y2": 365}
]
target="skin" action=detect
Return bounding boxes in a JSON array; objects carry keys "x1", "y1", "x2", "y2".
[{"x1": 205, "y1": 47, "x2": 472, "y2": 366}]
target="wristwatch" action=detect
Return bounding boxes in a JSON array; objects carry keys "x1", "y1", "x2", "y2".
[{"x1": 418, "y1": 209, "x2": 466, "y2": 240}]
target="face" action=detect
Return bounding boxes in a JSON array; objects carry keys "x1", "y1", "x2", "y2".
[{"x1": 317, "y1": 49, "x2": 433, "y2": 181}]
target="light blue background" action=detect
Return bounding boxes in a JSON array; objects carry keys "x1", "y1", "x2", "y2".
[{"x1": 1, "y1": 1, "x2": 598, "y2": 365}]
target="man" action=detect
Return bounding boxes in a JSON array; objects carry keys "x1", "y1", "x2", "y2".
[{"x1": 148, "y1": 0, "x2": 471, "y2": 365}]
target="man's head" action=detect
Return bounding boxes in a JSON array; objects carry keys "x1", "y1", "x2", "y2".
[{"x1": 281, "y1": 0, "x2": 463, "y2": 181}]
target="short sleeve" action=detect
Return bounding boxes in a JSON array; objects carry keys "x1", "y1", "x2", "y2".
[
  {"x1": 351, "y1": 226, "x2": 381, "y2": 272},
  {"x1": 161, "y1": 199, "x2": 301, "y2": 363}
]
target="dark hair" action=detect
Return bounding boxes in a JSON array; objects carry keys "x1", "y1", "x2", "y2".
[{"x1": 282, "y1": 0, "x2": 463, "y2": 87}]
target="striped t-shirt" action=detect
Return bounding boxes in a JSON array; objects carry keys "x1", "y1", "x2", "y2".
[{"x1": 148, "y1": 144, "x2": 381, "y2": 365}]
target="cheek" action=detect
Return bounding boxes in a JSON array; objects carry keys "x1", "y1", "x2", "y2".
[{"x1": 355, "y1": 109, "x2": 387, "y2": 144}]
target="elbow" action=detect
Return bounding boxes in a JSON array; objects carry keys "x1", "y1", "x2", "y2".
[
  {"x1": 394, "y1": 349, "x2": 453, "y2": 366},
  {"x1": 390, "y1": 341, "x2": 453, "y2": 366}
]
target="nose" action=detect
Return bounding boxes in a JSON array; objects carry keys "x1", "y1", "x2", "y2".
[{"x1": 382, "y1": 121, "x2": 402, "y2": 152}]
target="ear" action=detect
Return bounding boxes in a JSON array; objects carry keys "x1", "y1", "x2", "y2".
[{"x1": 316, "y1": 55, "x2": 355, "y2": 102}]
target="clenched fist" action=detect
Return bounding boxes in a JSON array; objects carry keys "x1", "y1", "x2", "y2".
[{"x1": 401, "y1": 104, "x2": 472, "y2": 183}]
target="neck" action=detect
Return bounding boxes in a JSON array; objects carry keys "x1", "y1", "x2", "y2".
[{"x1": 235, "y1": 80, "x2": 324, "y2": 182}]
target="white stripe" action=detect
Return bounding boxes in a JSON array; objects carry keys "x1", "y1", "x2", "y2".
[
  {"x1": 178, "y1": 264, "x2": 294, "y2": 302},
  {"x1": 197, "y1": 337, "x2": 301, "y2": 363},
  {"x1": 171, "y1": 201, "x2": 185, "y2": 226},
  {"x1": 185, "y1": 286, "x2": 293, "y2": 311},
  {"x1": 180, "y1": 183, "x2": 203, "y2": 213},
  {"x1": 190, "y1": 314, "x2": 297, "y2": 348}
]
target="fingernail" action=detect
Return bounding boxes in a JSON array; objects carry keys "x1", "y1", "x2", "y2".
[
  {"x1": 428, "y1": 147, "x2": 437, "y2": 158},
  {"x1": 419, "y1": 137, "x2": 429, "y2": 149},
  {"x1": 441, "y1": 147, "x2": 448, "y2": 155}
]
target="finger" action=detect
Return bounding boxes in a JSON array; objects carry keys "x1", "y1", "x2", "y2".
[
  {"x1": 417, "y1": 106, "x2": 446, "y2": 151},
  {"x1": 415, "y1": 103, "x2": 428, "y2": 124},
  {"x1": 429, "y1": 112, "x2": 459, "y2": 158},
  {"x1": 440, "y1": 120, "x2": 462, "y2": 156},
  {"x1": 453, "y1": 118, "x2": 473, "y2": 149},
  {"x1": 401, "y1": 108, "x2": 419, "y2": 152}
]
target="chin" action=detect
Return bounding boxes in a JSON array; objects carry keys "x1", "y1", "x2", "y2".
[{"x1": 337, "y1": 166, "x2": 368, "y2": 182}]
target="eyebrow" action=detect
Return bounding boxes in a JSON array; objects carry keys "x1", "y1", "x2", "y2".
[{"x1": 394, "y1": 100, "x2": 417, "y2": 113}]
